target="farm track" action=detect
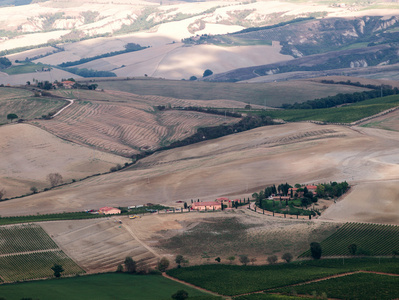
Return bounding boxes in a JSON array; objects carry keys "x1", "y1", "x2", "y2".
[
  {"x1": 162, "y1": 273, "x2": 228, "y2": 299},
  {"x1": 0, "y1": 248, "x2": 60, "y2": 258}
]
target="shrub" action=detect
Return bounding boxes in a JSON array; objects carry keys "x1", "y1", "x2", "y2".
[
  {"x1": 267, "y1": 255, "x2": 278, "y2": 264},
  {"x1": 282, "y1": 253, "x2": 293, "y2": 263},
  {"x1": 158, "y1": 257, "x2": 170, "y2": 272}
]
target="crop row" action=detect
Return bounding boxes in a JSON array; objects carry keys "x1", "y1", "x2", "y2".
[
  {"x1": 272, "y1": 273, "x2": 399, "y2": 300},
  {"x1": 0, "y1": 251, "x2": 84, "y2": 282},
  {"x1": 167, "y1": 258, "x2": 399, "y2": 296},
  {"x1": 0, "y1": 224, "x2": 58, "y2": 255},
  {"x1": 299, "y1": 222, "x2": 399, "y2": 257}
]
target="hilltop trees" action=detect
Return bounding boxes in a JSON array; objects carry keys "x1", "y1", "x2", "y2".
[
  {"x1": 0, "y1": 57, "x2": 11, "y2": 69},
  {"x1": 203, "y1": 69, "x2": 213, "y2": 77}
]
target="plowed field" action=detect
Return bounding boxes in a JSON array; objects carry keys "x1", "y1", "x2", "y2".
[{"x1": 33, "y1": 90, "x2": 239, "y2": 156}]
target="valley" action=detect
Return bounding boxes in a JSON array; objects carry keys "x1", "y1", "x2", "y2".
[{"x1": 0, "y1": 1, "x2": 399, "y2": 299}]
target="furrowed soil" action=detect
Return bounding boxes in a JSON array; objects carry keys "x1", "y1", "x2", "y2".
[
  {"x1": 1, "y1": 122, "x2": 399, "y2": 225},
  {"x1": 31, "y1": 89, "x2": 240, "y2": 157}
]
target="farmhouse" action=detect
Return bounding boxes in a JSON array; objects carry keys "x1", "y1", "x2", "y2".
[
  {"x1": 191, "y1": 201, "x2": 221, "y2": 211},
  {"x1": 216, "y1": 197, "x2": 239, "y2": 208},
  {"x1": 61, "y1": 80, "x2": 75, "y2": 89},
  {"x1": 98, "y1": 206, "x2": 121, "y2": 215}
]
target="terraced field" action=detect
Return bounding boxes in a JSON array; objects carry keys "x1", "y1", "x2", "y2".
[
  {"x1": 33, "y1": 94, "x2": 238, "y2": 156},
  {"x1": 40, "y1": 218, "x2": 159, "y2": 273}
]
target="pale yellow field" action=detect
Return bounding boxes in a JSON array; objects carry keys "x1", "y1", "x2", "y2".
[
  {"x1": 0, "y1": 123, "x2": 129, "y2": 198},
  {"x1": 1, "y1": 122, "x2": 399, "y2": 225}
]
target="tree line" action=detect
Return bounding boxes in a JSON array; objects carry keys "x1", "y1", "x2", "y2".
[
  {"x1": 58, "y1": 43, "x2": 148, "y2": 68},
  {"x1": 281, "y1": 87, "x2": 399, "y2": 109},
  {"x1": 171, "y1": 106, "x2": 242, "y2": 118}
]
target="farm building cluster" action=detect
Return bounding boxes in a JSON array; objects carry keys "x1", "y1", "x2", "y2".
[{"x1": 191, "y1": 197, "x2": 241, "y2": 211}]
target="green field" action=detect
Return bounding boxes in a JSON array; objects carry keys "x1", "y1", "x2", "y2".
[
  {"x1": 0, "y1": 251, "x2": 84, "y2": 282},
  {"x1": 254, "y1": 94, "x2": 399, "y2": 123},
  {"x1": 94, "y1": 78, "x2": 368, "y2": 107},
  {"x1": 0, "y1": 87, "x2": 67, "y2": 124},
  {"x1": 1, "y1": 63, "x2": 53, "y2": 75},
  {"x1": 299, "y1": 222, "x2": 399, "y2": 257},
  {"x1": 166, "y1": 258, "x2": 399, "y2": 296},
  {"x1": 0, "y1": 273, "x2": 219, "y2": 300},
  {"x1": 0, "y1": 224, "x2": 58, "y2": 254},
  {"x1": 272, "y1": 273, "x2": 399, "y2": 300}
]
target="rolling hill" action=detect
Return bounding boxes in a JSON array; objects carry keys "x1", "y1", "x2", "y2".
[{"x1": 1, "y1": 122, "x2": 398, "y2": 226}]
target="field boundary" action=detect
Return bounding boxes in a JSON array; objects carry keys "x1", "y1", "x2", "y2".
[
  {"x1": 162, "y1": 272, "x2": 228, "y2": 299},
  {"x1": 0, "y1": 248, "x2": 59, "y2": 258}
]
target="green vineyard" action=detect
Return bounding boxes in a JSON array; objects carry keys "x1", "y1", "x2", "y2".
[
  {"x1": 300, "y1": 222, "x2": 399, "y2": 257},
  {"x1": 0, "y1": 224, "x2": 58, "y2": 255},
  {"x1": 0, "y1": 251, "x2": 84, "y2": 282}
]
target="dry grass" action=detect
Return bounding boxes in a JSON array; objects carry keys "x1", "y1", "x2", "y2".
[
  {"x1": 0, "y1": 123, "x2": 129, "y2": 197},
  {"x1": 93, "y1": 78, "x2": 370, "y2": 107}
]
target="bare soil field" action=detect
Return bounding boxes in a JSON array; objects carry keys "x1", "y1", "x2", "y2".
[
  {"x1": 77, "y1": 42, "x2": 293, "y2": 80},
  {"x1": 0, "y1": 68, "x2": 81, "y2": 86},
  {"x1": 0, "y1": 123, "x2": 129, "y2": 198},
  {"x1": 40, "y1": 218, "x2": 158, "y2": 273},
  {"x1": 32, "y1": 89, "x2": 239, "y2": 156},
  {"x1": 39, "y1": 210, "x2": 339, "y2": 273},
  {"x1": 2, "y1": 122, "x2": 399, "y2": 226}
]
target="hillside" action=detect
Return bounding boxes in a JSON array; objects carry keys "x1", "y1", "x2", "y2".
[
  {"x1": 92, "y1": 78, "x2": 370, "y2": 107},
  {"x1": 0, "y1": 123, "x2": 129, "y2": 198},
  {"x1": 1, "y1": 122, "x2": 398, "y2": 225},
  {"x1": 31, "y1": 89, "x2": 241, "y2": 157}
]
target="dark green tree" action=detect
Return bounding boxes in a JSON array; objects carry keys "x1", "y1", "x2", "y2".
[
  {"x1": 189, "y1": 76, "x2": 197, "y2": 81},
  {"x1": 203, "y1": 69, "x2": 213, "y2": 77},
  {"x1": 7, "y1": 113, "x2": 18, "y2": 122},
  {"x1": 124, "y1": 256, "x2": 137, "y2": 273},
  {"x1": 310, "y1": 242, "x2": 322, "y2": 259},
  {"x1": 171, "y1": 290, "x2": 188, "y2": 300},
  {"x1": 175, "y1": 255, "x2": 184, "y2": 267},
  {"x1": 215, "y1": 257, "x2": 221, "y2": 263},
  {"x1": 51, "y1": 263, "x2": 64, "y2": 278},
  {"x1": 158, "y1": 257, "x2": 170, "y2": 272}
]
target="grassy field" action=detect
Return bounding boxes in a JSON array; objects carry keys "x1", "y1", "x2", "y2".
[
  {"x1": 0, "y1": 273, "x2": 219, "y2": 300},
  {"x1": 94, "y1": 78, "x2": 369, "y2": 107},
  {"x1": 166, "y1": 258, "x2": 399, "y2": 296},
  {"x1": 272, "y1": 273, "x2": 399, "y2": 300},
  {"x1": 1, "y1": 63, "x2": 53, "y2": 75},
  {"x1": 299, "y1": 222, "x2": 399, "y2": 257},
  {"x1": 0, "y1": 251, "x2": 84, "y2": 282},
  {"x1": 253, "y1": 94, "x2": 399, "y2": 123},
  {"x1": 0, "y1": 87, "x2": 67, "y2": 124}
]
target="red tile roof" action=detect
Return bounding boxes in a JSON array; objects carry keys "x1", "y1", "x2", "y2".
[{"x1": 192, "y1": 201, "x2": 221, "y2": 207}]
